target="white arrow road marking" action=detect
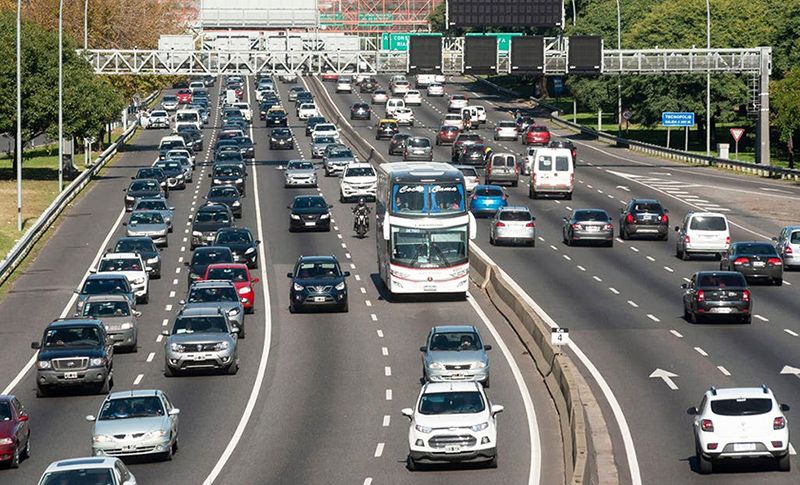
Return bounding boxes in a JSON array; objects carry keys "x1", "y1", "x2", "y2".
[
  {"x1": 616, "y1": 185, "x2": 630, "y2": 192},
  {"x1": 780, "y1": 365, "x2": 800, "y2": 377},
  {"x1": 650, "y1": 369, "x2": 679, "y2": 390}
]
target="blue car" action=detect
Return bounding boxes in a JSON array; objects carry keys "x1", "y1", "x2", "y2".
[{"x1": 469, "y1": 184, "x2": 508, "y2": 217}]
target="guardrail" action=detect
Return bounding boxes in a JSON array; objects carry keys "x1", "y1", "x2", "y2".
[
  {"x1": 0, "y1": 90, "x2": 160, "y2": 288},
  {"x1": 475, "y1": 76, "x2": 800, "y2": 181}
]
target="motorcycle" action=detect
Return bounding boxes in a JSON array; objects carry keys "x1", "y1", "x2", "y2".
[{"x1": 355, "y1": 213, "x2": 368, "y2": 238}]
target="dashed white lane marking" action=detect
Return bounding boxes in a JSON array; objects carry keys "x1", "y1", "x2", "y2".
[
  {"x1": 156, "y1": 335, "x2": 163, "y2": 343},
  {"x1": 182, "y1": 237, "x2": 187, "y2": 243},
  {"x1": 341, "y1": 243, "x2": 347, "y2": 249},
  {"x1": 554, "y1": 200, "x2": 561, "y2": 204},
  {"x1": 363, "y1": 479, "x2": 373, "y2": 485},
  {"x1": 592, "y1": 276, "x2": 602, "y2": 282},
  {"x1": 169, "y1": 291, "x2": 176, "y2": 298},
  {"x1": 587, "y1": 184, "x2": 593, "y2": 189},
  {"x1": 669, "y1": 329, "x2": 683, "y2": 338},
  {"x1": 563, "y1": 254, "x2": 571, "y2": 261},
  {"x1": 385, "y1": 389, "x2": 392, "y2": 400},
  {"x1": 754, "y1": 314, "x2": 769, "y2": 322},
  {"x1": 785, "y1": 280, "x2": 792, "y2": 286},
  {"x1": 646, "y1": 256, "x2": 655, "y2": 262},
  {"x1": 350, "y1": 263, "x2": 356, "y2": 269},
  {"x1": 365, "y1": 300, "x2": 372, "y2": 307},
  {"x1": 374, "y1": 443, "x2": 384, "y2": 458},
  {"x1": 565, "y1": 206, "x2": 572, "y2": 211},
  {"x1": 717, "y1": 366, "x2": 731, "y2": 376},
  {"x1": 165, "y1": 304, "x2": 173, "y2": 312},
  {"x1": 381, "y1": 346, "x2": 388, "y2": 356},
  {"x1": 694, "y1": 347, "x2": 709, "y2": 357},
  {"x1": 133, "y1": 374, "x2": 143, "y2": 385},
  {"x1": 162, "y1": 319, "x2": 168, "y2": 327},
  {"x1": 175, "y1": 267, "x2": 181, "y2": 274},
  {"x1": 172, "y1": 279, "x2": 178, "y2": 285},
  {"x1": 376, "y1": 330, "x2": 384, "y2": 338},
  {"x1": 577, "y1": 265, "x2": 586, "y2": 271},
  {"x1": 615, "y1": 238, "x2": 625, "y2": 244},
  {"x1": 663, "y1": 266, "x2": 674, "y2": 273},
  {"x1": 361, "y1": 288, "x2": 367, "y2": 294},
  {"x1": 383, "y1": 415, "x2": 390, "y2": 426},
  {"x1": 629, "y1": 246, "x2": 639, "y2": 253},
  {"x1": 146, "y1": 352, "x2": 155, "y2": 363},
  {"x1": 646, "y1": 314, "x2": 660, "y2": 322},
  {"x1": 334, "y1": 225, "x2": 339, "y2": 231},
  {"x1": 345, "y1": 253, "x2": 352, "y2": 259},
  {"x1": 370, "y1": 313, "x2": 377, "y2": 321},
  {"x1": 537, "y1": 236, "x2": 545, "y2": 242},
  {"x1": 627, "y1": 300, "x2": 638, "y2": 308},
  {"x1": 785, "y1": 329, "x2": 799, "y2": 337},
  {"x1": 384, "y1": 366, "x2": 392, "y2": 377},
  {"x1": 354, "y1": 274, "x2": 361, "y2": 281},
  {"x1": 337, "y1": 234, "x2": 342, "y2": 239},
  {"x1": 607, "y1": 194, "x2": 614, "y2": 199},
  {"x1": 549, "y1": 244, "x2": 558, "y2": 251},
  {"x1": 178, "y1": 256, "x2": 184, "y2": 263},
  {"x1": 609, "y1": 287, "x2": 620, "y2": 295}
]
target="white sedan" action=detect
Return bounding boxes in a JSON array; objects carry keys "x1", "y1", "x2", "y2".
[
  {"x1": 442, "y1": 114, "x2": 464, "y2": 130},
  {"x1": 392, "y1": 81, "x2": 410, "y2": 96},
  {"x1": 392, "y1": 108, "x2": 415, "y2": 126},
  {"x1": 297, "y1": 103, "x2": 319, "y2": 120},
  {"x1": 404, "y1": 90, "x2": 423, "y2": 106},
  {"x1": 427, "y1": 84, "x2": 445, "y2": 96}
]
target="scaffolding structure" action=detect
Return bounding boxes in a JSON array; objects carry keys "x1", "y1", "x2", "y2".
[{"x1": 318, "y1": 0, "x2": 441, "y2": 33}]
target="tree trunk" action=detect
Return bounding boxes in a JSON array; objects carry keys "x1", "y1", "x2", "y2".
[{"x1": 788, "y1": 135, "x2": 795, "y2": 170}]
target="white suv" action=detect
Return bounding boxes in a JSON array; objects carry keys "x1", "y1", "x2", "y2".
[
  {"x1": 675, "y1": 212, "x2": 731, "y2": 260},
  {"x1": 401, "y1": 381, "x2": 503, "y2": 470},
  {"x1": 38, "y1": 457, "x2": 137, "y2": 485},
  {"x1": 339, "y1": 163, "x2": 377, "y2": 202},
  {"x1": 96, "y1": 253, "x2": 150, "y2": 304},
  {"x1": 688, "y1": 386, "x2": 791, "y2": 474}
]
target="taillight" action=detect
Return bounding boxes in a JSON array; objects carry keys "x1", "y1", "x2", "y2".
[
  {"x1": 684, "y1": 235, "x2": 691, "y2": 243},
  {"x1": 786, "y1": 246, "x2": 794, "y2": 255},
  {"x1": 604, "y1": 224, "x2": 613, "y2": 230},
  {"x1": 768, "y1": 257, "x2": 783, "y2": 265},
  {"x1": 696, "y1": 290, "x2": 705, "y2": 301},
  {"x1": 495, "y1": 222, "x2": 506, "y2": 228},
  {"x1": 725, "y1": 236, "x2": 731, "y2": 245},
  {"x1": 742, "y1": 289, "x2": 750, "y2": 302},
  {"x1": 733, "y1": 257, "x2": 749, "y2": 265},
  {"x1": 660, "y1": 214, "x2": 669, "y2": 224},
  {"x1": 471, "y1": 194, "x2": 477, "y2": 200},
  {"x1": 626, "y1": 213, "x2": 634, "y2": 224},
  {"x1": 526, "y1": 222, "x2": 535, "y2": 227},
  {"x1": 774, "y1": 416, "x2": 786, "y2": 430},
  {"x1": 700, "y1": 419, "x2": 714, "y2": 432}
]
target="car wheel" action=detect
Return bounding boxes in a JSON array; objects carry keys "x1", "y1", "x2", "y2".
[
  {"x1": 164, "y1": 364, "x2": 176, "y2": 377},
  {"x1": 227, "y1": 359, "x2": 239, "y2": 375},
  {"x1": 407, "y1": 456, "x2": 419, "y2": 471},
  {"x1": 697, "y1": 450, "x2": 712, "y2": 474},
  {"x1": 691, "y1": 311, "x2": 702, "y2": 324},
  {"x1": 489, "y1": 233, "x2": 495, "y2": 245},
  {"x1": 777, "y1": 452, "x2": 791, "y2": 471},
  {"x1": 35, "y1": 386, "x2": 48, "y2": 398},
  {"x1": 340, "y1": 301, "x2": 349, "y2": 313},
  {"x1": 289, "y1": 304, "x2": 296, "y2": 314},
  {"x1": 565, "y1": 192, "x2": 573, "y2": 200},
  {"x1": 163, "y1": 239, "x2": 169, "y2": 249},
  {"x1": 683, "y1": 305, "x2": 691, "y2": 321},
  {"x1": 162, "y1": 442, "x2": 173, "y2": 461},
  {"x1": 483, "y1": 376, "x2": 490, "y2": 388},
  {"x1": 99, "y1": 376, "x2": 111, "y2": 394},
  {"x1": 606, "y1": 240, "x2": 614, "y2": 248},
  {"x1": 153, "y1": 271, "x2": 161, "y2": 280},
  {"x1": 22, "y1": 435, "x2": 30, "y2": 459},
  {"x1": 9, "y1": 445, "x2": 19, "y2": 468},
  {"x1": 511, "y1": 181, "x2": 518, "y2": 187},
  {"x1": 773, "y1": 277, "x2": 783, "y2": 286},
  {"x1": 620, "y1": 227, "x2": 627, "y2": 240},
  {"x1": 140, "y1": 293, "x2": 149, "y2": 305},
  {"x1": 742, "y1": 315, "x2": 752, "y2": 324}
]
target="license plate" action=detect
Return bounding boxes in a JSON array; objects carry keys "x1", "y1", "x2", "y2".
[
  {"x1": 586, "y1": 226, "x2": 600, "y2": 232},
  {"x1": 643, "y1": 215, "x2": 653, "y2": 221},
  {"x1": 444, "y1": 445, "x2": 462, "y2": 453},
  {"x1": 423, "y1": 285, "x2": 437, "y2": 292},
  {"x1": 711, "y1": 307, "x2": 734, "y2": 313},
  {"x1": 733, "y1": 443, "x2": 756, "y2": 452},
  {"x1": 64, "y1": 372, "x2": 78, "y2": 379},
  {"x1": 304, "y1": 222, "x2": 316, "y2": 226},
  {"x1": 193, "y1": 355, "x2": 207, "y2": 361},
  {"x1": 753, "y1": 261, "x2": 766, "y2": 267},
  {"x1": 314, "y1": 296, "x2": 326, "y2": 302}
]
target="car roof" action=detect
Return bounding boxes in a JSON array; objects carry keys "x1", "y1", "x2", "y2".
[
  {"x1": 47, "y1": 318, "x2": 104, "y2": 328},
  {"x1": 345, "y1": 162, "x2": 373, "y2": 169},
  {"x1": 44, "y1": 457, "x2": 120, "y2": 472},
  {"x1": 107, "y1": 389, "x2": 164, "y2": 400},
  {"x1": 475, "y1": 184, "x2": 504, "y2": 191},
  {"x1": 217, "y1": 227, "x2": 251, "y2": 233},
  {"x1": 84, "y1": 294, "x2": 130, "y2": 303},
  {"x1": 130, "y1": 178, "x2": 159, "y2": 186},
  {"x1": 630, "y1": 198, "x2": 661, "y2": 204},
  {"x1": 190, "y1": 280, "x2": 236, "y2": 289},
  {"x1": 423, "y1": 381, "x2": 481, "y2": 393},
  {"x1": 206, "y1": 263, "x2": 249, "y2": 270},
  {"x1": 688, "y1": 212, "x2": 728, "y2": 218},
  {"x1": 198, "y1": 203, "x2": 229, "y2": 212},
  {"x1": 431, "y1": 325, "x2": 479, "y2": 333},
  {"x1": 695, "y1": 270, "x2": 743, "y2": 277},
  {"x1": 101, "y1": 252, "x2": 141, "y2": 260},
  {"x1": 86, "y1": 273, "x2": 128, "y2": 281},
  {"x1": 498, "y1": 205, "x2": 531, "y2": 213},
  {"x1": 193, "y1": 246, "x2": 232, "y2": 255},
  {"x1": 707, "y1": 387, "x2": 774, "y2": 400},
  {"x1": 297, "y1": 255, "x2": 338, "y2": 264},
  {"x1": 178, "y1": 306, "x2": 224, "y2": 317}
]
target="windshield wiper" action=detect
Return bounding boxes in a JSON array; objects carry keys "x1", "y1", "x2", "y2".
[{"x1": 431, "y1": 244, "x2": 451, "y2": 267}]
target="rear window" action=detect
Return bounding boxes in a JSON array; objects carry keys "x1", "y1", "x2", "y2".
[
  {"x1": 555, "y1": 156, "x2": 570, "y2": 171},
  {"x1": 458, "y1": 167, "x2": 478, "y2": 177},
  {"x1": 697, "y1": 273, "x2": 747, "y2": 287},
  {"x1": 690, "y1": 215, "x2": 727, "y2": 231},
  {"x1": 475, "y1": 187, "x2": 503, "y2": 197},
  {"x1": 499, "y1": 211, "x2": 532, "y2": 221},
  {"x1": 408, "y1": 138, "x2": 430, "y2": 148},
  {"x1": 492, "y1": 155, "x2": 515, "y2": 167},
  {"x1": 790, "y1": 231, "x2": 800, "y2": 244},
  {"x1": 711, "y1": 398, "x2": 772, "y2": 416},
  {"x1": 529, "y1": 126, "x2": 548, "y2": 132},
  {"x1": 537, "y1": 156, "x2": 553, "y2": 171},
  {"x1": 733, "y1": 243, "x2": 778, "y2": 256},
  {"x1": 574, "y1": 210, "x2": 609, "y2": 222},
  {"x1": 498, "y1": 121, "x2": 516, "y2": 128}
]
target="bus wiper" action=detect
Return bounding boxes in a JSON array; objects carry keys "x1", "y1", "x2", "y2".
[{"x1": 431, "y1": 244, "x2": 450, "y2": 266}]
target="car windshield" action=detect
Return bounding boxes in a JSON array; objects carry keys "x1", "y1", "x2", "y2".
[
  {"x1": 151, "y1": 111, "x2": 167, "y2": 117},
  {"x1": 188, "y1": 286, "x2": 238, "y2": 303},
  {"x1": 215, "y1": 166, "x2": 241, "y2": 177},
  {"x1": 392, "y1": 183, "x2": 466, "y2": 215},
  {"x1": 130, "y1": 181, "x2": 157, "y2": 191},
  {"x1": 345, "y1": 167, "x2": 375, "y2": 177},
  {"x1": 193, "y1": 250, "x2": 231, "y2": 265},
  {"x1": 157, "y1": 162, "x2": 181, "y2": 171},
  {"x1": 41, "y1": 469, "x2": 115, "y2": 485},
  {"x1": 217, "y1": 231, "x2": 252, "y2": 244},
  {"x1": 329, "y1": 150, "x2": 353, "y2": 159},
  {"x1": 408, "y1": 138, "x2": 430, "y2": 148},
  {"x1": 690, "y1": 216, "x2": 727, "y2": 231},
  {"x1": 574, "y1": 211, "x2": 609, "y2": 222},
  {"x1": 99, "y1": 396, "x2": 165, "y2": 420},
  {"x1": 316, "y1": 124, "x2": 335, "y2": 131},
  {"x1": 295, "y1": 262, "x2": 340, "y2": 279},
  {"x1": 115, "y1": 239, "x2": 155, "y2": 253},
  {"x1": 475, "y1": 187, "x2": 503, "y2": 197},
  {"x1": 430, "y1": 331, "x2": 482, "y2": 351},
  {"x1": 137, "y1": 169, "x2": 162, "y2": 179},
  {"x1": 99, "y1": 258, "x2": 142, "y2": 272},
  {"x1": 209, "y1": 187, "x2": 238, "y2": 198},
  {"x1": 207, "y1": 267, "x2": 249, "y2": 282},
  {"x1": 173, "y1": 316, "x2": 228, "y2": 334},
  {"x1": 83, "y1": 301, "x2": 130, "y2": 318},
  {"x1": 314, "y1": 136, "x2": 335, "y2": 145},
  {"x1": 499, "y1": 210, "x2": 532, "y2": 221},
  {"x1": 272, "y1": 129, "x2": 290, "y2": 136},
  {"x1": 733, "y1": 243, "x2": 777, "y2": 256},
  {"x1": 419, "y1": 391, "x2": 485, "y2": 415},
  {"x1": 163, "y1": 95, "x2": 177, "y2": 102},
  {"x1": 293, "y1": 197, "x2": 327, "y2": 209},
  {"x1": 130, "y1": 212, "x2": 164, "y2": 225},
  {"x1": 217, "y1": 152, "x2": 242, "y2": 162},
  {"x1": 83, "y1": 278, "x2": 128, "y2": 295},
  {"x1": 697, "y1": 273, "x2": 747, "y2": 287},
  {"x1": 43, "y1": 327, "x2": 101, "y2": 348},
  {"x1": 554, "y1": 156, "x2": 570, "y2": 171},
  {"x1": 711, "y1": 398, "x2": 772, "y2": 416},
  {"x1": 195, "y1": 211, "x2": 230, "y2": 224},
  {"x1": 391, "y1": 225, "x2": 468, "y2": 268},
  {"x1": 160, "y1": 140, "x2": 183, "y2": 150},
  {"x1": 458, "y1": 134, "x2": 481, "y2": 142},
  {"x1": 288, "y1": 162, "x2": 314, "y2": 171},
  {"x1": 136, "y1": 200, "x2": 168, "y2": 211}
]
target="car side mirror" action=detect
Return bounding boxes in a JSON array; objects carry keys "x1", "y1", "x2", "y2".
[
  {"x1": 31, "y1": 341, "x2": 41, "y2": 350},
  {"x1": 122, "y1": 188, "x2": 127, "y2": 192},
  {"x1": 85, "y1": 415, "x2": 97, "y2": 422},
  {"x1": 287, "y1": 272, "x2": 293, "y2": 278},
  {"x1": 255, "y1": 240, "x2": 261, "y2": 245},
  {"x1": 208, "y1": 173, "x2": 212, "y2": 178},
  {"x1": 287, "y1": 205, "x2": 292, "y2": 210},
  {"x1": 781, "y1": 404, "x2": 791, "y2": 412},
  {"x1": 490, "y1": 405, "x2": 504, "y2": 416},
  {"x1": 342, "y1": 271, "x2": 351, "y2": 277},
  {"x1": 169, "y1": 408, "x2": 181, "y2": 416},
  {"x1": 252, "y1": 277, "x2": 260, "y2": 284},
  {"x1": 170, "y1": 206, "x2": 176, "y2": 210},
  {"x1": 562, "y1": 217, "x2": 567, "y2": 221},
  {"x1": 674, "y1": 226, "x2": 680, "y2": 232},
  {"x1": 121, "y1": 222, "x2": 127, "y2": 226},
  {"x1": 328, "y1": 204, "x2": 334, "y2": 209},
  {"x1": 89, "y1": 268, "x2": 97, "y2": 274},
  {"x1": 772, "y1": 237, "x2": 778, "y2": 242},
  {"x1": 18, "y1": 413, "x2": 28, "y2": 422},
  {"x1": 686, "y1": 406, "x2": 699, "y2": 415},
  {"x1": 664, "y1": 208, "x2": 669, "y2": 213},
  {"x1": 131, "y1": 176, "x2": 135, "y2": 180},
  {"x1": 133, "y1": 311, "x2": 142, "y2": 317},
  {"x1": 681, "y1": 284, "x2": 688, "y2": 289},
  {"x1": 619, "y1": 208, "x2": 624, "y2": 213},
  {"x1": 161, "y1": 330, "x2": 170, "y2": 336},
  {"x1": 484, "y1": 344, "x2": 492, "y2": 351},
  {"x1": 179, "y1": 299, "x2": 186, "y2": 305},
  {"x1": 419, "y1": 346, "x2": 427, "y2": 352},
  {"x1": 183, "y1": 261, "x2": 190, "y2": 266},
  {"x1": 401, "y1": 408, "x2": 414, "y2": 420}
]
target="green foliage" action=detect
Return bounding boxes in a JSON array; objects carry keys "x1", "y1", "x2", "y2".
[
  {"x1": 772, "y1": 67, "x2": 800, "y2": 142},
  {"x1": 429, "y1": 2, "x2": 445, "y2": 33}
]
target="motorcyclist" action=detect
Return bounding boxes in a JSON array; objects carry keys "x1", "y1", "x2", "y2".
[{"x1": 352, "y1": 198, "x2": 370, "y2": 233}]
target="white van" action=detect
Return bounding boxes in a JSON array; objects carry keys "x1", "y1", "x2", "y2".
[
  {"x1": 174, "y1": 109, "x2": 201, "y2": 130},
  {"x1": 472, "y1": 105, "x2": 487, "y2": 124},
  {"x1": 675, "y1": 212, "x2": 731, "y2": 260},
  {"x1": 528, "y1": 148, "x2": 574, "y2": 199},
  {"x1": 522, "y1": 146, "x2": 542, "y2": 175},
  {"x1": 461, "y1": 107, "x2": 480, "y2": 126},
  {"x1": 386, "y1": 98, "x2": 406, "y2": 117},
  {"x1": 189, "y1": 81, "x2": 205, "y2": 93}
]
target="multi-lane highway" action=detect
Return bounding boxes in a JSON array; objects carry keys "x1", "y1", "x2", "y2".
[
  {"x1": 0, "y1": 78, "x2": 562, "y2": 485},
  {"x1": 317, "y1": 74, "x2": 800, "y2": 484}
]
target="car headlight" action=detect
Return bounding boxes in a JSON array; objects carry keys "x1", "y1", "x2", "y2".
[
  {"x1": 147, "y1": 257, "x2": 159, "y2": 264},
  {"x1": 238, "y1": 286, "x2": 253, "y2": 295},
  {"x1": 471, "y1": 422, "x2": 489, "y2": 432},
  {"x1": 228, "y1": 308, "x2": 241, "y2": 316},
  {"x1": 120, "y1": 322, "x2": 133, "y2": 330},
  {"x1": 232, "y1": 201, "x2": 241, "y2": 207},
  {"x1": 125, "y1": 196, "x2": 134, "y2": 201},
  {"x1": 293, "y1": 282, "x2": 304, "y2": 291},
  {"x1": 90, "y1": 357, "x2": 106, "y2": 367},
  {"x1": 213, "y1": 341, "x2": 230, "y2": 351},
  {"x1": 133, "y1": 277, "x2": 145, "y2": 285},
  {"x1": 415, "y1": 424, "x2": 432, "y2": 434},
  {"x1": 144, "y1": 429, "x2": 167, "y2": 439},
  {"x1": 320, "y1": 213, "x2": 330, "y2": 219},
  {"x1": 92, "y1": 434, "x2": 113, "y2": 443},
  {"x1": 335, "y1": 281, "x2": 346, "y2": 291},
  {"x1": 37, "y1": 360, "x2": 51, "y2": 369},
  {"x1": 270, "y1": 137, "x2": 277, "y2": 142},
  {"x1": 0, "y1": 437, "x2": 13, "y2": 445},
  {"x1": 235, "y1": 178, "x2": 243, "y2": 183},
  {"x1": 214, "y1": 179, "x2": 222, "y2": 183},
  {"x1": 428, "y1": 362, "x2": 444, "y2": 370},
  {"x1": 245, "y1": 247, "x2": 256, "y2": 255},
  {"x1": 290, "y1": 214, "x2": 300, "y2": 220},
  {"x1": 192, "y1": 231, "x2": 202, "y2": 237},
  {"x1": 472, "y1": 361, "x2": 487, "y2": 369}
]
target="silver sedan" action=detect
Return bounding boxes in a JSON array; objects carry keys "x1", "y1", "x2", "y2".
[
  {"x1": 284, "y1": 160, "x2": 317, "y2": 187},
  {"x1": 490, "y1": 206, "x2": 536, "y2": 246},
  {"x1": 420, "y1": 325, "x2": 492, "y2": 387}
]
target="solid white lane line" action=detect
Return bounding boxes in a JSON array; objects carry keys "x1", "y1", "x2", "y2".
[
  {"x1": 785, "y1": 329, "x2": 799, "y2": 337},
  {"x1": 383, "y1": 415, "x2": 390, "y2": 427},
  {"x1": 374, "y1": 443, "x2": 384, "y2": 457},
  {"x1": 385, "y1": 389, "x2": 392, "y2": 400},
  {"x1": 646, "y1": 314, "x2": 660, "y2": 322},
  {"x1": 754, "y1": 314, "x2": 769, "y2": 322},
  {"x1": 467, "y1": 290, "x2": 541, "y2": 485},
  {"x1": 669, "y1": 330, "x2": 683, "y2": 338},
  {"x1": 717, "y1": 366, "x2": 731, "y2": 376},
  {"x1": 133, "y1": 374, "x2": 143, "y2": 385},
  {"x1": 694, "y1": 347, "x2": 708, "y2": 357},
  {"x1": 384, "y1": 366, "x2": 391, "y2": 377},
  {"x1": 146, "y1": 352, "x2": 155, "y2": 363},
  {"x1": 627, "y1": 300, "x2": 639, "y2": 308}
]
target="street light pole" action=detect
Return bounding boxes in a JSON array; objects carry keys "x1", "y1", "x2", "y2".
[
  {"x1": 571, "y1": 0, "x2": 576, "y2": 26},
  {"x1": 16, "y1": 0, "x2": 22, "y2": 231},
  {"x1": 616, "y1": 0, "x2": 622, "y2": 138},
  {"x1": 58, "y1": 0, "x2": 64, "y2": 193},
  {"x1": 706, "y1": 0, "x2": 711, "y2": 157},
  {"x1": 84, "y1": 0, "x2": 89, "y2": 50}
]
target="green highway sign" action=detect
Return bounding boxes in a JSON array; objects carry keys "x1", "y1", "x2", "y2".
[
  {"x1": 381, "y1": 32, "x2": 442, "y2": 52},
  {"x1": 465, "y1": 33, "x2": 522, "y2": 54}
]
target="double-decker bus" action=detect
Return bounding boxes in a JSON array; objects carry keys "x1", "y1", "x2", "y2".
[{"x1": 376, "y1": 162, "x2": 476, "y2": 297}]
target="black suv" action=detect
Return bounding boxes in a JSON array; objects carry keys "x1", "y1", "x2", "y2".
[
  {"x1": 177, "y1": 125, "x2": 204, "y2": 152},
  {"x1": 31, "y1": 319, "x2": 114, "y2": 397},
  {"x1": 213, "y1": 227, "x2": 260, "y2": 269},
  {"x1": 287, "y1": 256, "x2": 350, "y2": 313},
  {"x1": 133, "y1": 168, "x2": 169, "y2": 195},
  {"x1": 265, "y1": 109, "x2": 288, "y2": 127},
  {"x1": 270, "y1": 128, "x2": 294, "y2": 150},
  {"x1": 619, "y1": 198, "x2": 669, "y2": 240},
  {"x1": 305, "y1": 116, "x2": 327, "y2": 137},
  {"x1": 124, "y1": 179, "x2": 162, "y2": 211},
  {"x1": 206, "y1": 185, "x2": 243, "y2": 218},
  {"x1": 360, "y1": 79, "x2": 378, "y2": 93},
  {"x1": 191, "y1": 203, "x2": 235, "y2": 249},
  {"x1": 287, "y1": 195, "x2": 332, "y2": 232},
  {"x1": 210, "y1": 164, "x2": 246, "y2": 196},
  {"x1": 185, "y1": 246, "x2": 234, "y2": 288}
]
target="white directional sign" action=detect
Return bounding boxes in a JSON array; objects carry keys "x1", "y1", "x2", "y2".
[
  {"x1": 649, "y1": 368, "x2": 679, "y2": 390},
  {"x1": 550, "y1": 328, "x2": 570, "y2": 346}
]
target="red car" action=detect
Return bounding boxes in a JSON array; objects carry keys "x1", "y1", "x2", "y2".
[
  {"x1": 176, "y1": 89, "x2": 192, "y2": 104},
  {"x1": 201, "y1": 263, "x2": 260, "y2": 313},
  {"x1": 524, "y1": 125, "x2": 551, "y2": 146},
  {"x1": 321, "y1": 72, "x2": 339, "y2": 82},
  {"x1": 436, "y1": 125, "x2": 460, "y2": 145},
  {"x1": 0, "y1": 395, "x2": 30, "y2": 468}
]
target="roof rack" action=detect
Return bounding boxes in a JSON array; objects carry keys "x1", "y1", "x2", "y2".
[
  {"x1": 709, "y1": 386, "x2": 717, "y2": 396},
  {"x1": 762, "y1": 384, "x2": 769, "y2": 394}
]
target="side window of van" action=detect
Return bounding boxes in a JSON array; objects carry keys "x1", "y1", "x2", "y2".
[
  {"x1": 555, "y1": 156, "x2": 570, "y2": 171},
  {"x1": 537, "y1": 156, "x2": 553, "y2": 171}
]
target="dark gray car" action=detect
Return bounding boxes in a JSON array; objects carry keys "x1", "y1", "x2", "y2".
[
  {"x1": 78, "y1": 295, "x2": 140, "y2": 352},
  {"x1": 562, "y1": 209, "x2": 614, "y2": 247},
  {"x1": 181, "y1": 280, "x2": 245, "y2": 338}
]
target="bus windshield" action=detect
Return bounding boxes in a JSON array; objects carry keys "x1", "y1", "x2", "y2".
[
  {"x1": 391, "y1": 182, "x2": 465, "y2": 215},
  {"x1": 391, "y1": 225, "x2": 468, "y2": 268}
]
